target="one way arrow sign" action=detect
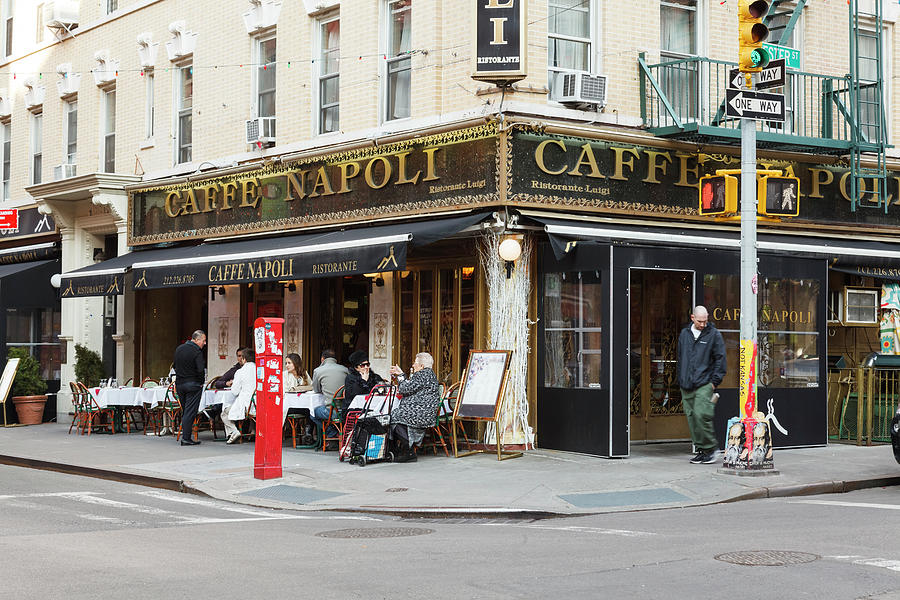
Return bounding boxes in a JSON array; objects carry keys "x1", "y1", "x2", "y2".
[
  {"x1": 725, "y1": 88, "x2": 785, "y2": 122},
  {"x1": 728, "y1": 58, "x2": 786, "y2": 91}
]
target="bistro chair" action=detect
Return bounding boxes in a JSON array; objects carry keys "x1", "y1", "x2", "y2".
[
  {"x1": 162, "y1": 384, "x2": 184, "y2": 440},
  {"x1": 422, "y1": 398, "x2": 450, "y2": 457},
  {"x1": 77, "y1": 382, "x2": 115, "y2": 435},
  {"x1": 236, "y1": 393, "x2": 257, "y2": 443},
  {"x1": 68, "y1": 381, "x2": 85, "y2": 434},
  {"x1": 321, "y1": 386, "x2": 345, "y2": 452},
  {"x1": 440, "y1": 382, "x2": 471, "y2": 451},
  {"x1": 285, "y1": 407, "x2": 312, "y2": 449}
]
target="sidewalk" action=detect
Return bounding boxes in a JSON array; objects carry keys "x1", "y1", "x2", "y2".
[{"x1": 2, "y1": 423, "x2": 898, "y2": 516}]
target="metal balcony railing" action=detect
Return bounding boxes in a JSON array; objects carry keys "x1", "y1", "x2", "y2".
[{"x1": 638, "y1": 53, "x2": 878, "y2": 154}]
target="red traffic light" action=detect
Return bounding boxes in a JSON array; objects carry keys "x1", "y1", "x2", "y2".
[{"x1": 699, "y1": 175, "x2": 738, "y2": 216}]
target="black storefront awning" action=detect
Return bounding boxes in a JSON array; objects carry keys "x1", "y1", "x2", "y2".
[
  {"x1": 61, "y1": 212, "x2": 488, "y2": 297},
  {"x1": 526, "y1": 213, "x2": 900, "y2": 273}
]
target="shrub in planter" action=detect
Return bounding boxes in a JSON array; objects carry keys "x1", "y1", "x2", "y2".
[
  {"x1": 8, "y1": 347, "x2": 47, "y2": 425},
  {"x1": 74, "y1": 344, "x2": 105, "y2": 388}
]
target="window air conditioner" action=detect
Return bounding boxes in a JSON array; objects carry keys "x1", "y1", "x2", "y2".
[
  {"x1": 552, "y1": 71, "x2": 608, "y2": 108},
  {"x1": 43, "y1": 1, "x2": 79, "y2": 29},
  {"x1": 246, "y1": 116, "x2": 276, "y2": 144},
  {"x1": 53, "y1": 163, "x2": 76, "y2": 180}
]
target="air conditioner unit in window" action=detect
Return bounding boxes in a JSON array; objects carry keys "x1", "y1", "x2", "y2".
[
  {"x1": 552, "y1": 71, "x2": 608, "y2": 108},
  {"x1": 246, "y1": 117, "x2": 276, "y2": 144},
  {"x1": 43, "y1": 1, "x2": 79, "y2": 30},
  {"x1": 53, "y1": 163, "x2": 76, "y2": 180}
]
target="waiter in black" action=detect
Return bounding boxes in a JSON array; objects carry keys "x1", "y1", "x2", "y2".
[{"x1": 173, "y1": 330, "x2": 207, "y2": 446}]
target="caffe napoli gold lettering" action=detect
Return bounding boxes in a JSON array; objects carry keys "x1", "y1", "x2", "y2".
[
  {"x1": 712, "y1": 307, "x2": 813, "y2": 324},
  {"x1": 161, "y1": 147, "x2": 442, "y2": 219}
]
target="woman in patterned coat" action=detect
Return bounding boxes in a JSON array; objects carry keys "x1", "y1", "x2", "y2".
[{"x1": 389, "y1": 352, "x2": 441, "y2": 463}]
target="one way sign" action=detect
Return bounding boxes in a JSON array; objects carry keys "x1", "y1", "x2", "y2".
[
  {"x1": 728, "y1": 58, "x2": 786, "y2": 91},
  {"x1": 725, "y1": 88, "x2": 785, "y2": 122}
]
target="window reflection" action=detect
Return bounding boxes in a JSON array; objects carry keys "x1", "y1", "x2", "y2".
[{"x1": 543, "y1": 271, "x2": 602, "y2": 388}]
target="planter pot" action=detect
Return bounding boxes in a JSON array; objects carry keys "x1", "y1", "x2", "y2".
[{"x1": 12, "y1": 395, "x2": 48, "y2": 425}]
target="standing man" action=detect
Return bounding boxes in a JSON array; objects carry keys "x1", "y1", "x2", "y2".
[
  {"x1": 174, "y1": 330, "x2": 206, "y2": 446},
  {"x1": 309, "y1": 349, "x2": 349, "y2": 441},
  {"x1": 677, "y1": 306, "x2": 726, "y2": 464}
]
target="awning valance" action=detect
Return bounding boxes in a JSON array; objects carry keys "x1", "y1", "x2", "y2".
[{"x1": 61, "y1": 212, "x2": 487, "y2": 297}]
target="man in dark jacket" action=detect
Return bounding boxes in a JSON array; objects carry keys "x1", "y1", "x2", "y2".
[
  {"x1": 174, "y1": 330, "x2": 206, "y2": 446},
  {"x1": 677, "y1": 306, "x2": 726, "y2": 465}
]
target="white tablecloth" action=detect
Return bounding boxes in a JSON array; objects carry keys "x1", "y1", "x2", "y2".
[
  {"x1": 91, "y1": 387, "x2": 328, "y2": 413},
  {"x1": 284, "y1": 392, "x2": 326, "y2": 412}
]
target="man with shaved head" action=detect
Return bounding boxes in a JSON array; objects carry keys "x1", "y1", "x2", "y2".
[{"x1": 677, "y1": 305, "x2": 727, "y2": 464}]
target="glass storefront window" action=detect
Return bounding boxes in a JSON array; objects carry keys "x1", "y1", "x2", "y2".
[
  {"x1": 703, "y1": 274, "x2": 820, "y2": 389},
  {"x1": 543, "y1": 271, "x2": 602, "y2": 388},
  {"x1": 6, "y1": 307, "x2": 61, "y2": 380}
]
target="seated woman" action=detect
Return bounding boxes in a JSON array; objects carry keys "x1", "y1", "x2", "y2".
[
  {"x1": 388, "y1": 352, "x2": 441, "y2": 463},
  {"x1": 222, "y1": 347, "x2": 255, "y2": 445},
  {"x1": 343, "y1": 350, "x2": 385, "y2": 421},
  {"x1": 283, "y1": 353, "x2": 312, "y2": 393}
]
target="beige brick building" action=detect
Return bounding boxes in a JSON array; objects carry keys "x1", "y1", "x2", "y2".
[{"x1": 1, "y1": 0, "x2": 896, "y2": 456}]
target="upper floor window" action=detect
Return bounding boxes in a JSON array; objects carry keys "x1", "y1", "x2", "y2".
[
  {"x1": 145, "y1": 71, "x2": 155, "y2": 139},
  {"x1": 31, "y1": 112, "x2": 42, "y2": 185},
  {"x1": 385, "y1": 0, "x2": 411, "y2": 121},
  {"x1": 548, "y1": 0, "x2": 592, "y2": 90},
  {"x1": 4, "y1": 0, "x2": 13, "y2": 57},
  {"x1": 176, "y1": 64, "x2": 192, "y2": 164},
  {"x1": 2, "y1": 122, "x2": 10, "y2": 201},
  {"x1": 659, "y1": 0, "x2": 699, "y2": 120},
  {"x1": 65, "y1": 100, "x2": 77, "y2": 164},
  {"x1": 103, "y1": 90, "x2": 115, "y2": 172},
  {"x1": 107, "y1": 0, "x2": 117, "y2": 14},
  {"x1": 256, "y1": 37, "x2": 276, "y2": 119},
  {"x1": 35, "y1": 3, "x2": 43, "y2": 43},
  {"x1": 318, "y1": 16, "x2": 339, "y2": 134},
  {"x1": 857, "y1": 28, "x2": 887, "y2": 143}
]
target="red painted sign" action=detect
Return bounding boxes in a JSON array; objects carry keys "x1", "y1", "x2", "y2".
[
  {"x1": 253, "y1": 316, "x2": 284, "y2": 480},
  {"x1": 0, "y1": 209, "x2": 18, "y2": 230}
]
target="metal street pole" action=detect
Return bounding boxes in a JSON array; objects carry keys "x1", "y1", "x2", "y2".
[{"x1": 740, "y1": 114, "x2": 758, "y2": 424}]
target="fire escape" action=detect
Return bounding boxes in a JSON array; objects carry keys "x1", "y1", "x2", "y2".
[{"x1": 638, "y1": 0, "x2": 887, "y2": 212}]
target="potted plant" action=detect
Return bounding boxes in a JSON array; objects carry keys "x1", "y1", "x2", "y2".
[
  {"x1": 74, "y1": 344, "x2": 106, "y2": 388},
  {"x1": 8, "y1": 347, "x2": 48, "y2": 425}
]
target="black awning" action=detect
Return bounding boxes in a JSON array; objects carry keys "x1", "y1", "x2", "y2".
[
  {"x1": 61, "y1": 212, "x2": 488, "y2": 297},
  {"x1": 525, "y1": 213, "x2": 900, "y2": 267},
  {"x1": 0, "y1": 242, "x2": 59, "y2": 266}
]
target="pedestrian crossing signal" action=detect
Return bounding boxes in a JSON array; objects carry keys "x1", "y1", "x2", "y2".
[
  {"x1": 699, "y1": 174, "x2": 738, "y2": 216},
  {"x1": 759, "y1": 175, "x2": 799, "y2": 217}
]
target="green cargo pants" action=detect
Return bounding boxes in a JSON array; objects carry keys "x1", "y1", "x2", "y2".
[{"x1": 681, "y1": 383, "x2": 717, "y2": 452}]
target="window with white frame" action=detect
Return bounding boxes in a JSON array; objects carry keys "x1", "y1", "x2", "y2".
[
  {"x1": 1, "y1": 122, "x2": 9, "y2": 201},
  {"x1": 858, "y1": 28, "x2": 886, "y2": 144},
  {"x1": 764, "y1": 11, "x2": 800, "y2": 133},
  {"x1": 65, "y1": 100, "x2": 77, "y2": 165},
  {"x1": 176, "y1": 64, "x2": 192, "y2": 164},
  {"x1": 35, "y1": 3, "x2": 43, "y2": 44},
  {"x1": 103, "y1": 89, "x2": 115, "y2": 172},
  {"x1": 659, "y1": 0, "x2": 699, "y2": 120},
  {"x1": 844, "y1": 287, "x2": 878, "y2": 325},
  {"x1": 256, "y1": 37, "x2": 276, "y2": 120},
  {"x1": 385, "y1": 0, "x2": 411, "y2": 121},
  {"x1": 547, "y1": 0, "x2": 593, "y2": 92},
  {"x1": 4, "y1": 0, "x2": 13, "y2": 57},
  {"x1": 145, "y1": 71, "x2": 154, "y2": 139},
  {"x1": 318, "y1": 16, "x2": 339, "y2": 134},
  {"x1": 107, "y1": 0, "x2": 117, "y2": 14},
  {"x1": 31, "y1": 112, "x2": 42, "y2": 184}
]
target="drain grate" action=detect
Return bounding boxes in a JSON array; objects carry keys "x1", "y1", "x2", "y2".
[
  {"x1": 238, "y1": 484, "x2": 344, "y2": 504},
  {"x1": 715, "y1": 550, "x2": 820, "y2": 566},
  {"x1": 316, "y1": 527, "x2": 434, "y2": 539}
]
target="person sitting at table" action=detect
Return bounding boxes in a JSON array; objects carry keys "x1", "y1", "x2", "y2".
[
  {"x1": 213, "y1": 349, "x2": 242, "y2": 389},
  {"x1": 343, "y1": 350, "x2": 385, "y2": 421},
  {"x1": 222, "y1": 347, "x2": 256, "y2": 445},
  {"x1": 284, "y1": 353, "x2": 312, "y2": 393},
  {"x1": 310, "y1": 349, "x2": 349, "y2": 443},
  {"x1": 388, "y1": 352, "x2": 441, "y2": 463}
]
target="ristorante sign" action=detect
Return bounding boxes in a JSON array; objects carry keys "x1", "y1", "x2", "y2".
[
  {"x1": 129, "y1": 125, "x2": 498, "y2": 245},
  {"x1": 511, "y1": 130, "x2": 900, "y2": 228}
]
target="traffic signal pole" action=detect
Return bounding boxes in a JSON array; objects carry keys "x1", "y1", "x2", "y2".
[{"x1": 739, "y1": 111, "x2": 759, "y2": 424}]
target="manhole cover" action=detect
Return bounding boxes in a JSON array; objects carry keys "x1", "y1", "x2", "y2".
[
  {"x1": 316, "y1": 527, "x2": 434, "y2": 539},
  {"x1": 715, "y1": 551, "x2": 819, "y2": 566}
]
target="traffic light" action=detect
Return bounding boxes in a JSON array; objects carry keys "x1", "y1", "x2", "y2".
[
  {"x1": 738, "y1": 0, "x2": 770, "y2": 73},
  {"x1": 699, "y1": 174, "x2": 738, "y2": 216},
  {"x1": 758, "y1": 175, "x2": 800, "y2": 217}
]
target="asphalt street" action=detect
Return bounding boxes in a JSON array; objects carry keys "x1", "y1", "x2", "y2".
[{"x1": 2, "y1": 465, "x2": 899, "y2": 599}]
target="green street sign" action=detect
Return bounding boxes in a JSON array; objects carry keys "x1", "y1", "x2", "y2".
[{"x1": 762, "y1": 43, "x2": 800, "y2": 70}]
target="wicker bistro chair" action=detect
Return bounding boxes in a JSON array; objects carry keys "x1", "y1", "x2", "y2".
[
  {"x1": 235, "y1": 393, "x2": 257, "y2": 443},
  {"x1": 162, "y1": 384, "x2": 184, "y2": 440},
  {"x1": 421, "y1": 383, "x2": 450, "y2": 456},
  {"x1": 321, "y1": 386, "x2": 345, "y2": 451},
  {"x1": 67, "y1": 381, "x2": 83, "y2": 434},
  {"x1": 77, "y1": 382, "x2": 116, "y2": 435},
  {"x1": 440, "y1": 382, "x2": 471, "y2": 451}
]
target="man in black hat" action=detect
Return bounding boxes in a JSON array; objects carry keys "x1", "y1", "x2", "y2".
[{"x1": 343, "y1": 350, "x2": 385, "y2": 421}]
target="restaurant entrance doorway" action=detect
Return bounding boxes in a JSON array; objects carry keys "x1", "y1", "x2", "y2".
[
  {"x1": 305, "y1": 276, "x2": 369, "y2": 366},
  {"x1": 628, "y1": 269, "x2": 694, "y2": 442}
]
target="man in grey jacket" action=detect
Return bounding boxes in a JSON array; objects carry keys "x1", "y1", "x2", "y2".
[
  {"x1": 677, "y1": 306, "x2": 727, "y2": 465},
  {"x1": 310, "y1": 349, "x2": 349, "y2": 439}
]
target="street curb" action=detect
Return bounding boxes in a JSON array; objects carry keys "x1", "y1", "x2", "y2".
[
  {"x1": 721, "y1": 476, "x2": 900, "y2": 503},
  {"x1": 0, "y1": 454, "x2": 196, "y2": 495}
]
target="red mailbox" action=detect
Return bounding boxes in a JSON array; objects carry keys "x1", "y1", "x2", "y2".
[{"x1": 253, "y1": 316, "x2": 284, "y2": 480}]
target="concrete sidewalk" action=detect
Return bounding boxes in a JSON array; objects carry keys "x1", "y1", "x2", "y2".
[{"x1": 1, "y1": 423, "x2": 899, "y2": 516}]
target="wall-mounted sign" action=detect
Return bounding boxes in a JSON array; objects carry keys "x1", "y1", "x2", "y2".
[
  {"x1": 472, "y1": 0, "x2": 527, "y2": 84},
  {"x1": 0, "y1": 207, "x2": 55, "y2": 239},
  {"x1": 129, "y1": 125, "x2": 498, "y2": 245}
]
